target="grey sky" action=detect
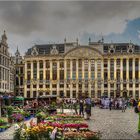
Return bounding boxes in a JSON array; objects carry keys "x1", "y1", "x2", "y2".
[{"x1": 0, "y1": 1, "x2": 140, "y2": 55}]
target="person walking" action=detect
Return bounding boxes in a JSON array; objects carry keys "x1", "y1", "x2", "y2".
[
  {"x1": 122, "y1": 98, "x2": 125, "y2": 112},
  {"x1": 79, "y1": 99, "x2": 84, "y2": 117},
  {"x1": 109, "y1": 98, "x2": 112, "y2": 111},
  {"x1": 85, "y1": 97, "x2": 92, "y2": 120}
]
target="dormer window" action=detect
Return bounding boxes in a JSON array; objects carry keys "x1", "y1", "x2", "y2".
[
  {"x1": 31, "y1": 46, "x2": 38, "y2": 56},
  {"x1": 127, "y1": 43, "x2": 134, "y2": 54},
  {"x1": 108, "y1": 44, "x2": 115, "y2": 54},
  {"x1": 128, "y1": 48, "x2": 133, "y2": 53},
  {"x1": 110, "y1": 49, "x2": 114, "y2": 54}
]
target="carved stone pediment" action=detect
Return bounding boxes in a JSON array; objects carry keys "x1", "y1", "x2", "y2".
[
  {"x1": 31, "y1": 46, "x2": 38, "y2": 56},
  {"x1": 51, "y1": 45, "x2": 58, "y2": 55},
  {"x1": 65, "y1": 47, "x2": 102, "y2": 59}
]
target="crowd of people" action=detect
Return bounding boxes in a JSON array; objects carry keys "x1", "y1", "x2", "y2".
[
  {"x1": 60, "y1": 97, "x2": 92, "y2": 120},
  {"x1": 100, "y1": 97, "x2": 127, "y2": 112}
]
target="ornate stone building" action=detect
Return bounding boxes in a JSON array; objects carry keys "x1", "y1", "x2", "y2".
[
  {"x1": 24, "y1": 39, "x2": 140, "y2": 99},
  {"x1": 0, "y1": 31, "x2": 14, "y2": 94}
]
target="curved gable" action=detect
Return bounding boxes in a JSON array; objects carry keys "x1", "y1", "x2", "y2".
[{"x1": 64, "y1": 46, "x2": 102, "y2": 59}]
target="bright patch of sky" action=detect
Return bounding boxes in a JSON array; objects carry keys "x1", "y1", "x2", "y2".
[{"x1": 81, "y1": 18, "x2": 140, "y2": 45}]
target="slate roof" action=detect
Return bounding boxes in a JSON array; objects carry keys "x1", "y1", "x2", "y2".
[
  {"x1": 26, "y1": 44, "x2": 65, "y2": 55},
  {"x1": 103, "y1": 43, "x2": 140, "y2": 53},
  {"x1": 25, "y1": 42, "x2": 140, "y2": 56}
]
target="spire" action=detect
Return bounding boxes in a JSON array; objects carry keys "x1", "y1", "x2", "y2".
[
  {"x1": 1, "y1": 30, "x2": 7, "y2": 44},
  {"x1": 101, "y1": 36, "x2": 104, "y2": 43},
  {"x1": 64, "y1": 37, "x2": 66, "y2": 44},
  {"x1": 2, "y1": 30, "x2": 7, "y2": 40},
  {"x1": 15, "y1": 46, "x2": 20, "y2": 56}
]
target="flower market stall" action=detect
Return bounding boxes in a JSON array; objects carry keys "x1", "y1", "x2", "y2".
[
  {"x1": 13, "y1": 96, "x2": 24, "y2": 106},
  {"x1": 14, "y1": 114, "x2": 100, "y2": 140},
  {"x1": 0, "y1": 118, "x2": 11, "y2": 132}
]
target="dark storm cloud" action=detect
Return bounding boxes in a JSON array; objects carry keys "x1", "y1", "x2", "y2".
[
  {"x1": 0, "y1": 1, "x2": 45, "y2": 35},
  {"x1": 0, "y1": 1, "x2": 140, "y2": 36},
  {"x1": 0, "y1": 1, "x2": 140, "y2": 54}
]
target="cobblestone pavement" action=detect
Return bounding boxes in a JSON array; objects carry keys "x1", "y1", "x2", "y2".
[
  {"x1": 88, "y1": 107, "x2": 140, "y2": 139},
  {"x1": 0, "y1": 108, "x2": 140, "y2": 140}
]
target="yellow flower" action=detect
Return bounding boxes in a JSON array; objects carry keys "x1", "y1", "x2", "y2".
[{"x1": 45, "y1": 126, "x2": 53, "y2": 130}]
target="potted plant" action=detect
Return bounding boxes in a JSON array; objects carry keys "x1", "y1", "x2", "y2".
[
  {"x1": 11, "y1": 113, "x2": 24, "y2": 122},
  {"x1": 7, "y1": 106, "x2": 14, "y2": 123},
  {"x1": 36, "y1": 112, "x2": 46, "y2": 123}
]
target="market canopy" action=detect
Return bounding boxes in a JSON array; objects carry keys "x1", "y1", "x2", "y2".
[{"x1": 14, "y1": 96, "x2": 24, "y2": 101}]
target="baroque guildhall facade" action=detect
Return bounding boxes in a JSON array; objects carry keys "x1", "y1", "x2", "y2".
[
  {"x1": 0, "y1": 31, "x2": 14, "y2": 94},
  {"x1": 23, "y1": 38, "x2": 140, "y2": 99}
]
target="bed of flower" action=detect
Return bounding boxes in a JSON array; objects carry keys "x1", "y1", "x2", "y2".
[
  {"x1": 0, "y1": 118, "x2": 11, "y2": 132},
  {"x1": 7, "y1": 106, "x2": 34, "y2": 123},
  {"x1": 14, "y1": 114, "x2": 100, "y2": 140}
]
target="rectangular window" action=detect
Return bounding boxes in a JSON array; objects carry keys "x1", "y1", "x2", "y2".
[
  {"x1": 60, "y1": 70, "x2": 64, "y2": 80},
  {"x1": 46, "y1": 70, "x2": 50, "y2": 80},
  {"x1": 52, "y1": 84, "x2": 57, "y2": 88},
  {"x1": 39, "y1": 71, "x2": 43, "y2": 80},
  {"x1": 46, "y1": 84, "x2": 49, "y2": 88},
  {"x1": 27, "y1": 91, "x2": 30, "y2": 98},
  {"x1": 67, "y1": 91, "x2": 70, "y2": 98},
  {"x1": 39, "y1": 85, "x2": 43, "y2": 88},
  {"x1": 39, "y1": 61, "x2": 43, "y2": 69},
  {"x1": 52, "y1": 61, "x2": 57, "y2": 80},
  {"x1": 73, "y1": 91, "x2": 76, "y2": 98},
  {"x1": 27, "y1": 85, "x2": 30, "y2": 89},
  {"x1": 33, "y1": 91, "x2": 36, "y2": 98},
  {"x1": 60, "y1": 84, "x2": 64, "y2": 88},
  {"x1": 27, "y1": 62, "x2": 31, "y2": 69},
  {"x1": 60, "y1": 61, "x2": 64, "y2": 68},
  {"x1": 46, "y1": 60, "x2": 50, "y2": 68}
]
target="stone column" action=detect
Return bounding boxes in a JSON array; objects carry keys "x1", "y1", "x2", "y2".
[
  {"x1": 95, "y1": 59, "x2": 97, "y2": 98},
  {"x1": 88, "y1": 60, "x2": 91, "y2": 97},
  {"x1": 108, "y1": 59, "x2": 110, "y2": 98},
  {"x1": 43, "y1": 60, "x2": 46, "y2": 95},
  {"x1": 57, "y1": 61, "x2": 60, "y2": 97},
  {"x1": 101, "y1": 59, "x2": 104, "y2": 97},
  {"x1": 120, "y1": 58, "x2": 123, "y2": 96},
  {"x1": 114, "y1": 58, "x2": 117, "y2": 97},
  {"x1": 133, "y1": 58, "x2": 135, "y2": 98},
  {"x1": 24, "y1": 62, "x2": 27, "y2": 98},
  {"x1": 31, "y1": 61, "x2": 33, "y2": 98},
  {"x1": 37, "y1": 60, "x2": 39, "y2": 97},
  {"x1": 82, "y1": 59, "x2": 85, "y2": 94},
  {"x1": 64, "y1": 60, "x2": 67, "y2": 97},
  {"x1": 126, "y1": 58, "x2": 129, "y2": 97},
  {"x1": 70, "y1": 60, "x2": 72, "y2": 98}
]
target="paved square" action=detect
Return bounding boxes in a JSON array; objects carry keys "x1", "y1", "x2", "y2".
[
  {"x1": 89, "y1": 107, "x2": 140, "y2": 139},
  {"x1": 0, "y1": 107, "x2": 140, "y2": 140}
]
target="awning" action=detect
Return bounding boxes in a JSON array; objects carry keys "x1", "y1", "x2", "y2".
[{"x1": 14, "y1": 96, "x2": 24, "y2": 101}]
